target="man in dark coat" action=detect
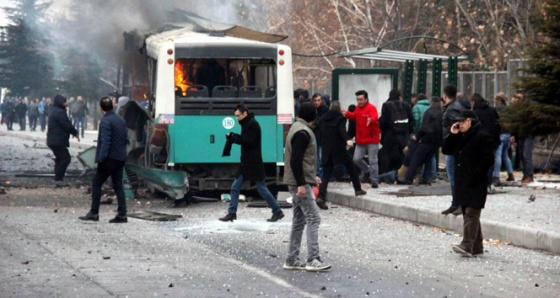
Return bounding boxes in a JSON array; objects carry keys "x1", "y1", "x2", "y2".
[
  {"x1": 79, "y1": 97, "x2": 129, "y2": 223},
  {"x1": 441, "y1": 85, "x2": 471, "y2": 215},
  {"x1": 470, "y1": 93, "x2": 500, "y2": 189},
  {"x1": 15, "y1": 98, "x2": 27, "y2": 131},
  {"x1": 46, "y1": 95, "x2": 80, "y2": 186},
  {"x1": 400, "y1": 96, "x2": 443, "y2": 184},
  {"x1": 219, "y1": 104, "x2": 284, "y2": 222},
  {"x1": 316, "y1": 101, "x2": 366, "y2": 210},
  {"x1": 442, "y1": 110, "x2": 494, "y2": 257},
  {"x1": 312, "y1": 93, "x2": 329, "y2": 179}
]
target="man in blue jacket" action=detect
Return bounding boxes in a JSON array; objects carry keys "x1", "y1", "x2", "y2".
[
  {"x1": 80, "y1": 97, "x2": 129, "y2": 223},
  {"x1": 46, "y1": 95, "x2": 80, "y2": 186}
]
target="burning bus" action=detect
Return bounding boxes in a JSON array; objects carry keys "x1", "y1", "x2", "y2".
[{"x1": 119, "y1": 21, "x2": 294, "y2": 202}]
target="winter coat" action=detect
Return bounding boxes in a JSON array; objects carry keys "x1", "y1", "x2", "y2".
[
  {"x1": 472, "y1": 99, "x2": 500, "y2": 148},
  {"x1": 345, "y1": 102, "x2": 380, "y2": 145},
  {"x1": 442, "y1": 122, "x2": 494, "y2": 209},
  {"x1": 95, "y1": 110, "x2": 128, "y2": 163},
  {"x1": 416, "y1": 106, "x2": 443, "y2": 146},
  {"x1": 28, "y1": 102, "x2": 39, "y2": 117},
  {"x1": 15, "y1": 102, "x2": 27, "y2": 118},
  {"x1": 313, "y1": 103, "x2": 330, "y2": 145},
  {"x1": 379, "y1": 97, "x2": 413, "y2": 146},
  {"x1": 412, "y1": 99, "x2": 430, "y2": 133},
  {"x1": 71, "y1": 100, "x2": 88, "y2": 117},
  {"x1": 442, "y1": 98, "x2": 471, "y2": 139},
  {"x1": 46, "y1": 95, "x2": 78, "y2": 148},
  {"x1": 318, "y1": 110, "x2": 352, "y2": 165},
  {"x1": 227, "y1": 113, "x2": 266, "y2": 181}
]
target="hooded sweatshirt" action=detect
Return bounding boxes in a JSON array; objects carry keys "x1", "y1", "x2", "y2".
[{"x1": 46, "y1": 95, "x2": 78, "y2": 147}]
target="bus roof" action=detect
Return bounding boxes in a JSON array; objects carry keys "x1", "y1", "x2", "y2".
[{"x1": 145, "y1": 27, "x2": 284, "y2": 59}]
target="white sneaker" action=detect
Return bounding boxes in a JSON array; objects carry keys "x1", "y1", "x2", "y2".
[
  {"x1": 283, "y1": 259, "x2": 306, "y2": 270},
  {"x1": 305, "y1": 258, "x2": 331, "y2": 271}
]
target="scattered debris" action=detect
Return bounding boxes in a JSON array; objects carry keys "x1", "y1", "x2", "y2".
[
  {"x1": 0, "y1": 187, "x2": 6, "y2": 194},
  {"x1": 21, "y1": 261, "x2": 31, "y2": 264},
  {"x1": 168, "y1": 283, "x2": 174, "y2": 288},
  {"x1": 53, "y1": 209, "x2": 58, "y2": 213},
  {"x1": 102, "y1": 256, "x2": 111, "y2": 260},
  {"x1": 528, "y1": 195, "x2": 536, "y2": 202},
  {"x1": 127, "y1": 210, "x2": 183, "y2": 221}
]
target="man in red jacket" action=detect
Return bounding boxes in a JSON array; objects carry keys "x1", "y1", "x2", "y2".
[{"x1": 344, "y1": 90, "x2": 381, "y2": 188}]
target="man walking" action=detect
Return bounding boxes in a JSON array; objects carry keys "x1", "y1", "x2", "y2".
[
  {"x1": 378, "y1": 89, "x2": 413, "y2": 174},
  {"x1": 72, "y1": 96, "x2": 89, "y2": 138},
  {"x1": 283, "y1": 102, "x2": 331, "y2": 271},
  {"x1": 442, "y1": 110, "x2": 494, "y2": 257},
  {"x1": 79, "y1": 97, "x2": 129, "y2": 223},
  {"x1": 316, "y1": 101, "x2": 366, "y2": 210},
  {"x1": 46, "y1": 95, "x2": 80, "y2": 187},
  {"x1": 344, "y1": 90, "x2": 381, "y2": 188},
  {"x1": 15, "y1": 98, "x2": 27, "y2": 131},
  {"x1": 219, "y1": 104, "x2": 284, "y2": 222}
]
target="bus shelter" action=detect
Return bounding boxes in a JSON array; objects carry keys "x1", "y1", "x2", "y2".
[{"x1": 338, "y1": 47, "x2": 469, "y2": 102}]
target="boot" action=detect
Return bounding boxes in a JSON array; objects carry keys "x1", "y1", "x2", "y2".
[
  {"x1": 219, "y1": 213, "x2": 237, "y2": 222},
  {"x1": 491, "y1": 177, "x2": 501, "y2": 186},
  {"x1": 316, "y1": 198, "x2": 328, "y2": 210},
  {"x1": 506, "y1": 173, "x2": 515, "y2": 181},
  {"x1": 441, "y1": 206, "x2": 458, "y2": 215}
]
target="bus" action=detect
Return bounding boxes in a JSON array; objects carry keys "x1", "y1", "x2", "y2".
[{"x1": 121, "y1": 25, "x2": 294, "y2": 201}]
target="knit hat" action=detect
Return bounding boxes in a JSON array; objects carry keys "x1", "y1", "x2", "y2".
[{"x1": 495, "y1": 92, "x2": 507, "y2": 103}]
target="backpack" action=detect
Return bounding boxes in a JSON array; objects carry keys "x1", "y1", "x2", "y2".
[{"x1": 389, "y1": 100, "x2": 409, "y2": 134}]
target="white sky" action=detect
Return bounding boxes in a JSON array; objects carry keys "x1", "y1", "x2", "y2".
[{"x1": 0, "y1": 0, "x2": 70, "y2": 26}]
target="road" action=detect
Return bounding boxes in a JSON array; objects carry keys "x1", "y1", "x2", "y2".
[{"x1": 0, "y1": 135, "x2": 559, "y2": 297}]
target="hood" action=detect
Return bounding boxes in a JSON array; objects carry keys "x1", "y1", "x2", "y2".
[
  {"x1": 459, "y1": 98, "x2": 471, "y2": 110},
  {"x1": 473, "y1": 99, "x2": 490, "y2": 110},
  {"x1": 53, "y1": 94, "x2": 67, "y2": 108},
  {"x1": 322, "y1": 109, "x2": 344, "y2": 123},
  {"x1": 416, "y1": 99, "x2": 430, "y2": 107}
]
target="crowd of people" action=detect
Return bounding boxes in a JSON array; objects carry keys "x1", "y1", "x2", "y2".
[{"x1": 0, "y1": 95, "x2": 89, "y2": 135}]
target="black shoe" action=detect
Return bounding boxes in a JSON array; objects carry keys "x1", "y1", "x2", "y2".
[
  {"x1": 267, "y1": 211, "x2": 285, "y2": 222},
  {"x1": 370, "y1": 182, "x2": 379, "y2": 188},
  {"x1": 441, "y1": 206, "x2": 458, "y2": 215},
  {"x1": 219, "y1": 213, "x2": 237, "y2": 222},
  {"x1": 316, "y1": 198, "x2": 328, "y2": 210},
  {"x1": 109, "y1": 216, "x2": 128, "y2": 223},
  {"x1": 355, "y1": 189, "x2": 367, "y2": 196},
  {"x1": 79, "y1": 212, "x2": 99, "y2": 222}
]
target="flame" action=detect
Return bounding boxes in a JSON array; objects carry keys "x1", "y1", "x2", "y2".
[{"x1": 175, "y1": 60, "x2": 189, "y2": 96}]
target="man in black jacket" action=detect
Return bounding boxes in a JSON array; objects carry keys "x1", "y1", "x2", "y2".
[
  {"x1": 440, "y1": 85, "x2": 471, "y2": 215},
  {"x1": 378, "y1": 89, "x2": 413, "y2": 174},
  {"x1": 442, "y1": 110, "x2": 494, "y2": 257},
  {"x1": 219, "y1": 104, "x2": 284, "y2": 222},
  {"x1": 400, "y1": 97, "x2": 443, "y2": 184},
  {"x1": 316, "y1": 101, "x2": 366, "y2": 210},
  {"x1": 46, "y1": 95, "x2": 80, "y2": 187},
  {"x1": 15, "y1": 98, "x2": 27, "y2": 131},
  {"x1": 79, "y1": 97, "x2": 129, "y2": 223}
]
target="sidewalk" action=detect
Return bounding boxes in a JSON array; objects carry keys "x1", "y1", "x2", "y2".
[{"x1": 327, "y1": 178, "x2": 560, "y2": 255}]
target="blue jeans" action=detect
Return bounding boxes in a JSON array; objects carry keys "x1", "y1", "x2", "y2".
[
  {"x1": 74, "y1": 115, "x2": 86, "y2": 137},
  {"x1": 227, "y1": 174, "x2": 281, "y2": 215},
  {"x1": 39, "y1": 114, "x2": 46, "y2": 131},
  {"x1": 405, "y1": 143, "x2": 437, "y2": 182},
  {"x1": 316, "y1": 145, "x2": 323, "y2": 179},
  {"x1": 353, "y1": 144, "x2": 379, "y2": 183},
  {"x1": 286, "y1": 184, "x2": 321, "y2": 263},
  {"x1": 446, "y1": 155, "x2": 458, "y2": 207},
  {"x1": 493, "y1": 133, "x2": 513, "y2": 177}
]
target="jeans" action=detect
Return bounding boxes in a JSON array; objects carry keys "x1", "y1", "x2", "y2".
[
  {"x1": 90, "y1": 159, "x2": 127, "y2": 217},
  {"x1": 353, "y1": 144, "x2": 379, "y2": 183},
  {"x1": 405, "y1": 143, "x2": 437, "y2": 182},
  {"x1": 18, "y1": 115, "x2": 26, "y2": 130},
  {"x1": 286, "y1": 184, "x2": 321, "y2": 263},
  {"x1": 446, "y1": 154, "x2": 458, "y2": 207},
  {"x1": 49, "y1": 146, "x2": 71, "y2": 181},
  {"x1": 523, "y1": 137, "x2": 534, "y2": 178},
  {"x1": 493, "y1": 133, "x2": 513, "y2": 177},
  {"x1": 28, "y1": 115, "x2": 37, "y2": 131},
  {"x1": 316, "y1": 145, "x2": 323, "y2": 179},
  {"x1": 74, "y1": 115, "x2": 86, "y2": 137},
  {"x1": 39, "y1": 114, "x2": 46, "y2": 131},
  {"x1": 227, "y1": 174, "x2": 281, "y2": 215}
]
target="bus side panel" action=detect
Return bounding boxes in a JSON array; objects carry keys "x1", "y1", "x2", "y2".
[{"x1": 171, "y1": 115, "x2": 277, "y2": 164}]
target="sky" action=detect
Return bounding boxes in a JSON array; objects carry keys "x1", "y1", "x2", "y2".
[{"x1": 0, "y1": 0, "x2": 71, "y2": 26}]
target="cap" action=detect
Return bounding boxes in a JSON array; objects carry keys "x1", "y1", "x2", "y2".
[
  {"x1": 495, "y1": 92, "x2": 507, "y2": 103},
  {"x1": 456, "y1": 110, "x2": 477, "y2": 121}
]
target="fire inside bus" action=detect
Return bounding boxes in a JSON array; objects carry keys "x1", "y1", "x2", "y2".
[{"x1": 120, "y1": 25, "x2": 294, "y2": 200}]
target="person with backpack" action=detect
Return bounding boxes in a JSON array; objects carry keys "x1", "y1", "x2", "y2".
[{"x1": 378, "y1": 89, "x2": 413, "y2": 174}]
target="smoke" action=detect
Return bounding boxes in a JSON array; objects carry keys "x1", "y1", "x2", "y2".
[{"x1": 42, "y1": 0, "x2": 242, "y2": 78}]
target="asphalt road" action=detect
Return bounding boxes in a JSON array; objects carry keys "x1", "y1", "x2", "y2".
[{"x1": 1, "y1": 135, "x2": 559, "y2": 297}]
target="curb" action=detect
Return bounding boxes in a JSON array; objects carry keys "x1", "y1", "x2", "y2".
[{"x1": 330, "y1": 190, "x2": 560, "y2": 255}]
